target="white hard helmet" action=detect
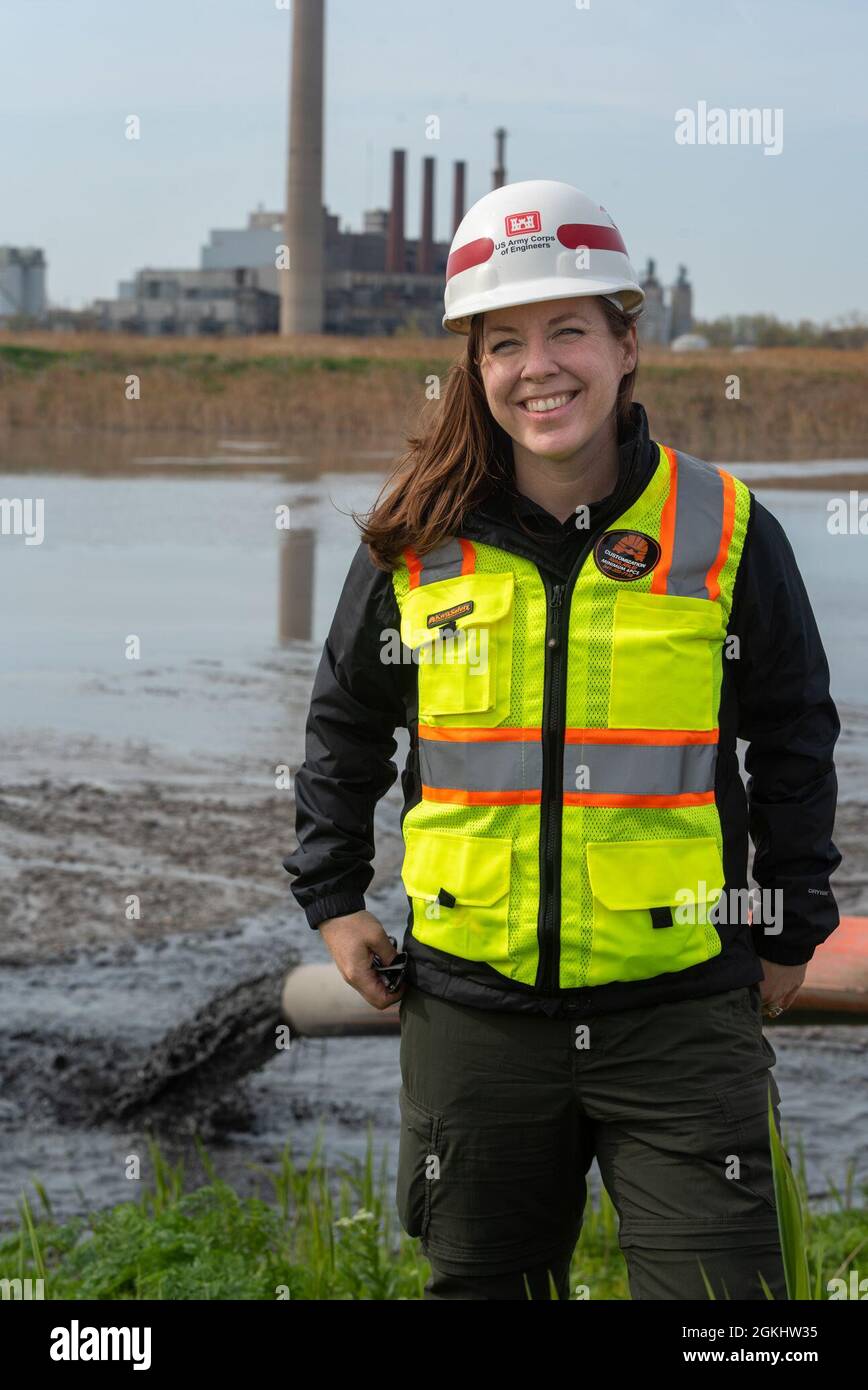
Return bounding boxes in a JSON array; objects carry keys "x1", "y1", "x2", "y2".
[{"x1": 443, "y1": 179, "x2": 644, "y2": 335}]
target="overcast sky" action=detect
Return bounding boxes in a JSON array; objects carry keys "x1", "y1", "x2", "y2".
[{"x1": 2, "y1": 0, "x2": 865, "y2": 322}]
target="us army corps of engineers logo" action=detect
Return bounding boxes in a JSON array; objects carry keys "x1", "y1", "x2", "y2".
[{"x1": 593, "y1": 530, "x2": 662, "y2": 581}]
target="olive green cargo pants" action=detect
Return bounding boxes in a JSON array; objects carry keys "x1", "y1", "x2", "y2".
[{"x1": 396, "y1": 981, "x2": 788, "y2": 1300}]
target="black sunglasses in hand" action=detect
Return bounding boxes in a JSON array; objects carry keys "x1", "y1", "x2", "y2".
[{"x1": 370, "y1": 935, "x2": 408, "y2": 993}]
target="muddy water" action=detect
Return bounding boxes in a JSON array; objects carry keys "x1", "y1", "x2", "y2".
[{"x1": 0, "y1": 444, "x2": 866, "y2": 1232}]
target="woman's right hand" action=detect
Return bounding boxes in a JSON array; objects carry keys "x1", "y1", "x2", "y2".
[{"x1": 318, "y1": 910, "x2": 406, "y2": 1010}]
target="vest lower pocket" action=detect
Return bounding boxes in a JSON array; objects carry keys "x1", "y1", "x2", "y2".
[
  {"x1": 585, "y1": 836, "x2": 725, "y2": 985},
  {"x1": 608, "y1": 590, "x2": 725, "y2": 731},
  {"x1": 401, "y1": 827, "x2": 512, "y2": 973},
  {"x1": 400, "y1": 572, "x2": 514, "y2": 726}
]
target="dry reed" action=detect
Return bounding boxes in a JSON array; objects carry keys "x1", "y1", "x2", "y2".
[{"x1": 0, "y1": 334, "x2": 866, "y2": 463}]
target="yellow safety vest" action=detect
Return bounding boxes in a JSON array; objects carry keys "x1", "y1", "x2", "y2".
[{"x1": 391, "y1": 442, "x2": 752, "y2": 991}]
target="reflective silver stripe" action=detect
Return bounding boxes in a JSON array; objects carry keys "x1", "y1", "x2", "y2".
[
  {"x1": 667, "y1": 450, "x2": 724, "y2": 599},
  {"x1": 417, "y1": 539, "x2": 468, "y2": 585},
  {"x1": 419, "y1": 736, "x2": 542, "y2": 793},
  {"x1": 563, "y1": 741, "x2": 716, "y2": 797},
  {"x1": 418, "y1": 734, "x2": 715, "y2": 798}
]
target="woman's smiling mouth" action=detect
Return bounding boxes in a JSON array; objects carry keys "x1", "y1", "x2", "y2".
[{"x1": 517, "y1": 389, "x2": 580, "y2": 417}]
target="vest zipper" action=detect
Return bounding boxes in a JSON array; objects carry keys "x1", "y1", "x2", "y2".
[
  {"x1": 535, "y1": 516, "x2": 621, "y2": 993},
  {"x1": 537, "y1": 579, "x2": 566, "y2": 992}
]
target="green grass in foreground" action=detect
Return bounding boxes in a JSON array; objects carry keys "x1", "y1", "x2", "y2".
[{"x1": 1, "y1": 1129, "x2": 865, "y2": 1300}]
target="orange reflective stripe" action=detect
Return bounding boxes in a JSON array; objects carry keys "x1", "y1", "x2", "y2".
[
  {"x1": 421, "y1": 727, "x2": 719, "y2": 745},
  {"x1": 419, "y1": 724, "x2": 541, "y2": 742},
  {"x1": 563, "y1": 790, "x2": 716, "y2": 808},
  {"x1": 706, "y1": 467, "x2": 736, "y2": 601},
  {"x1": 458, "y1": 538, "x2": 476, "y2": 574},
  {"x1": 564, "y1": 727, "x2": 718, "y2": 745},
  {"x1": 421, "y1": 784, "x2": 541, "y2": 805},
  {"x1": 405, "y1": 546, "x2": 422, "y2": 589},
  {"x1": 651, "y1": 444, "x2": 678, "y2": 593}
]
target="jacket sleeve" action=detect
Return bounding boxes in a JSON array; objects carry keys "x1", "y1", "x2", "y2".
[
  {"x1": 282, "y1": 541, "x2": 411, "y2": 928},
  {"x1": 729, "y1": 496, "x2": 842, "y2": 965}
]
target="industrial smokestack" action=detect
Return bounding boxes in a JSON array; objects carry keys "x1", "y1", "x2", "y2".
[
  {"x1": 419, "y1": 156, "x2": 435, "y2": 273},
  {"x1": 452, "y1": 160, "x2": 466, "y2": 234},
  {"x1": 387, "y1": 149, "x2": 406, "y2": 273},
  {"x1": 492, "y1": 127, "x2": 507, "y2": 190},
  {"x1": 280, "y1": 0, "x2": 325, "y2": 336}
]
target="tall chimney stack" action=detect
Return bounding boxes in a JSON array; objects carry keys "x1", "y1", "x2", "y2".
[
  {"x1": 492, "y1": 127, "x2": 507, "y2": 189},
  {"x1": 419, "y1": 156, "x2": 435, "y2": 273},
  {"x1": 452, "y1": 160, "x2": 466, "y2": 233},
  {"x1": 387, "y1": 149, "x2": 406, "y2": 273},
  {"x1": 280, "y1": 0, "x2": 325, "y2": 336}
]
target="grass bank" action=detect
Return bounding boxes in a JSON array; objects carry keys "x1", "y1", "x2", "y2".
[
  {"x1": 0, "y1": 333, "x2": 866, "y2": 462},
  {"x1": 2, "y1": 1130, "x2": 865, "y2": 1300}
]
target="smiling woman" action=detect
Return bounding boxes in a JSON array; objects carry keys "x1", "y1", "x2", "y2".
[
  {"x1": 283, "y1": 178, "x2": 842, "y2": 1303},
  {"x1": 479, "y1": 296, "x2": 637, "y2": 521},
  {"x1": 357, "y1": 298, "x2": 639, "y2": 564}
]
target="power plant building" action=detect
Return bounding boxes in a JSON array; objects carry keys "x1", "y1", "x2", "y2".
[
  {"x1": 0, "y1": 247, "x2": 48, "y2": 324},
  {"x1": 92, "y1": 152, "x2": 465, "y2": 337},
  {"x1": 89, "y1": 0, "x2": 693, "y2": 342},
  {"x1": 636, "y1": 259, "x2": 694, "y2": 345}
]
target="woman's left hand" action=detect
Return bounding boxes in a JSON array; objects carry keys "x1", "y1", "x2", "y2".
[{"x1": 756, "y1": 958, "x2": 807, "y2": 1012}]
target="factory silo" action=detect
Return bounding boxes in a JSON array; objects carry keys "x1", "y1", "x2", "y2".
[
  {"x1": 280, "y1": 0, "x2": 325, "y2": 336},
  {"x1": 669, "y1": 265, "x2": 694, "y2": 340}
]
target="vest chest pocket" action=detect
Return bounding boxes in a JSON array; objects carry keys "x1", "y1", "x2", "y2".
[
  {"x1": 585, "y1": 836, "x2": 725, "y2": 986},
  {"x1": 400, "y1": 572, "x2": 514, "y2": 726},
  {"x1": 608, "y1": 590, "x2": 726, "y2": 732},
  {"x1": 401, "y1": 827, "x2": 512, "y2": 974}
]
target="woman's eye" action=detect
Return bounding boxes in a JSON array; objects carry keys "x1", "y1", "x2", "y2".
[{"x1": 491, "y1": 328, "x2": 582, "y2": 352}]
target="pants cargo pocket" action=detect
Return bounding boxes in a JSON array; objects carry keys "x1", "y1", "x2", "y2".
[
  {"x1": 715, "y1": 1072, "x2": 782, "y2": 1218},
  {"x1": 395, "y1": 1087, "x2": 443, "y2": 1241}
]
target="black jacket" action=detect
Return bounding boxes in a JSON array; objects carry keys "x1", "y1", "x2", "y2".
[{"x1": 283, "y1": 402, "x2": 842, "y2": 1016}]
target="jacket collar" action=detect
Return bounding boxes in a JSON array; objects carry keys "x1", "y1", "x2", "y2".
[{"x1": 461, "y1": 401, "x2": 659, "y2": 579}]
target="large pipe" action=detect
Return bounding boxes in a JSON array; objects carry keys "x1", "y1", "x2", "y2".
[
  {"x1": 282, "y1": 964, "x2": 401, "y2": 1037},
  {"x1": 418, "y1": 156, "x2": 435, "y2": 273},
  {"x1": 279, "y1": 916, "x2": 868, "y2": 1037},
  {"x1": 386, "y1": 149, "x2": 406, "y2": 273},
  {"x1": 452, "y1": 160, "x2": 466, "y2": 234},
  {"x1": 280, "y1": 0, "x2": 325, "y2": 335}
]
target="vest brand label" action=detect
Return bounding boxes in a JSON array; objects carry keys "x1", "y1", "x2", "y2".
[
  {"x1": 426, "y1": 599, "x2": 475, "y2": 628},
  {"x1": 593, "y1": 530, "x2": 662, "y2": 581}
]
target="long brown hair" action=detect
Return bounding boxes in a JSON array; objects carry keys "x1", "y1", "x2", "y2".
[{"x1": 357, "y1": 296, "x2": 640, "y2": 570}]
